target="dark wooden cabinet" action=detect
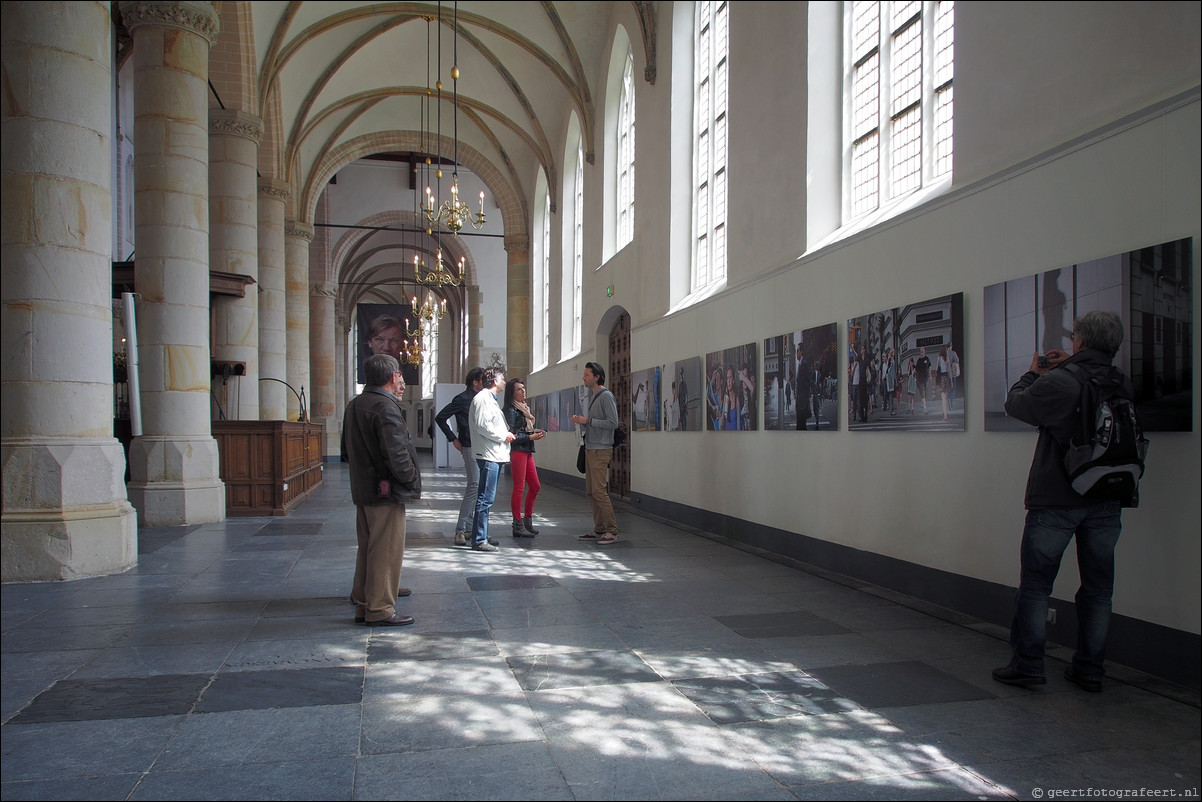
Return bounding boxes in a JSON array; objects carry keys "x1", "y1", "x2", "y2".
[{"x1": 213, "y1": 421, "x2": 325, "y2": 516}]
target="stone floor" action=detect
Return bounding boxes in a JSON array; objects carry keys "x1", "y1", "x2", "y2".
[{"x1": 2, "y1": 458, "x2": 1199, "y2": 801}]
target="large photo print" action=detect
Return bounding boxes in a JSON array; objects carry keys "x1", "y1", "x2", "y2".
[
  {"x1": 847, "y1": 293, "x2": 965, "y2": 432},
  {"x1": 764, "y1": 324, "x2": 839, "y2": 431},
  {"x1": 984, "y1": 237, "x2": 1192, "y2": 432}
]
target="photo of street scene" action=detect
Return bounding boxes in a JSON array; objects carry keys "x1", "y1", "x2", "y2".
[
  {"x1": 705, "y1": 342, "x2": 758, "y2": 431},
  {"x1": 631, "y1": 366, "x2": 662, "y2": 432},
  {"x1": 764, "y1": 324, "x2": 839, "y2": 431},
  {"x1": 663, "y1": 356, "x2": 703, "y2": 431},
  {"x1": 984, "y1": 237, "x2": 1192, "y2": 432},
  {"x1": 847, "y1": 293, "x2": 965, "y2": 432}
]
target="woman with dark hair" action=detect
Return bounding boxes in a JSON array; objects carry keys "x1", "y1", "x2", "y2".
[{"x1": 502, "y1": 378, "x2": 545, "y2": 537}]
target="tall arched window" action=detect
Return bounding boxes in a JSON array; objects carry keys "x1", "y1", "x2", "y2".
[
  {"x1": 693, "y1": 0, "x2": 728, "y2": 292},
  {"x1": 572, "y1": 141, "x2": 584, "y2": 352},
  {"x1": 617, "y1": 49, "x2": 637, "y2": 249},
  {"x1": 848, "y1": 0, "x2": 954, "y2": 219},
  {"x1": 532, "y1": 178, "x2": 550, "y2": 369}
]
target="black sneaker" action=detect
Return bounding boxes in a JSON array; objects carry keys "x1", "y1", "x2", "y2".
[
  {"x1": 1064, "y1": 666, "x2": 1103, "y2": 693},
  {"x1": 991, "y1": 666, "x2": 1046, "y2": 688}
]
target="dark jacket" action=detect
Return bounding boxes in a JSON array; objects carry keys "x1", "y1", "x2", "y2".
[
  {"x1": 340, "y1": 386, "x2": 421, "y2": 506},
  {"x1": 503, "y1": 405, "x2": 537, "y2": 454},
  {"x1": 435, "y1": 388, "x2": 474, "y2": 448},
  {"x1": 1004, "y1": 348, "x2": 1121, "y2": 509}
]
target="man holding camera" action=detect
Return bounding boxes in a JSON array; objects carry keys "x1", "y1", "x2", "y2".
[{"x1": 341, "y1": 354, "x2": 422, "y2": 626}]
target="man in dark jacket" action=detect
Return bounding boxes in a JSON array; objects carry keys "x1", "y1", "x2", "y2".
[
  {"x1": 341, "y1": 354, "x2": 422, "y2": 626},
  {"x1": 435, "y1": 367, "x2": 486, "y2": 546},
  {"x1": 993, "y1": 311, "x2": 1128, "y2": 692}
]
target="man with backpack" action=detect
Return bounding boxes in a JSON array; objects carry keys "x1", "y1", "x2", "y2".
[{"x1": 993, "y1": 311, "x2": 1139, "y2": 693}]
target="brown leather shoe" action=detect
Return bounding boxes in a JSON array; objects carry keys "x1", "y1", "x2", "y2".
[
  {"x1": 366, "y1": 612, "x2": 414, "y2": 627},
  {"x1": 397, "y1": 587, "x2": 412, "y2": 597}
]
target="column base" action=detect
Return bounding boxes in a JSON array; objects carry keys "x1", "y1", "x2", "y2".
[
  {"x1": 1, "y1": 437, "x2": 138, "y2": 581},
  {"x1": 127, "y1": 436, "x2": 226, "y2": 526}
]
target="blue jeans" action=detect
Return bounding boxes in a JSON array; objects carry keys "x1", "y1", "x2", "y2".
[
  {"x1": 456, "y1": 451, "x2": 479, "y2": 534},
  {"x1": 1008, "y1": 502, "x2": 1122, "y2": 680},
  {"x1": 471, "y1": 459, "x2": 501, "y2": 546}
]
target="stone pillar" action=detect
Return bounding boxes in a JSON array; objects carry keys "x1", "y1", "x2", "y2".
[
  {"x1": 121, "y1": 0, "x2": 225, "y2": 526},
  {"x1": 310, "y1": 283, "x2": 338, "y2": 455},
  {"x1": 257, "y1": 179, "x2": 288, "y2": 419},
  {"x1": 467, "y1": 285, "x2": 484, "y2": 371},
  {"x1": 209, "y1": 109, "x2": 262, "y2": 421},
  {"x1": 1, "y1": 0, "x2": 138, "y2": 580},
  {"x1": 505, "y1": 235, "x2": 532, "y2": 381},
  {"x1": 285, "y1": 221, "x2": 313, "y2": 421},
  {"x1": 335, "y1": 308, "x2": 350, "y2": 420}
]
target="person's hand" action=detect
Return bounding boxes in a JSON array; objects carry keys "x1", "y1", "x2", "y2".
[
  {"x1": 1044, "y1": 348, "x2": 1070, "y2": 366},
  {"x1": 452, "y1": 439, "x2": 462, "y2": 452},
  {"x1": 505, "y1": 433, "x2": 516, "y2": 443}
]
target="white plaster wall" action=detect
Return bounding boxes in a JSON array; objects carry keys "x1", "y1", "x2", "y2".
[{"x1": 529, "y1": 2, "x2": 1201, "y2": 636}]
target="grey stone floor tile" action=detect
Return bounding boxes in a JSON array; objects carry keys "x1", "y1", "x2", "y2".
[
  {"x1": 9, "y1": 673, "x2": 210, "y2": 723},
  {"x1": 507, "y1": 648, "x2": 662, "y2": 691},
  {"x1": 859, "y1": 623, "x2": 1001, "y2": 661},
  {"x1": 198, "y1": 665, "x2": 364, "y2": 712},
  {"x1": 0, "y1": 716, "x2": 186, "y2": 781},
  {"x1": 116, "y1": 615, "x2": 258, "y2": 647},
  {"x1": 806, "y1": 661, "x2": 996, "y2": 710},
  {"x1": 491, "y1": 621, "x2": 630, "y2": 656},
  {"x1": 1, "y1": 622, "x2": 133, "y2": 653},
  {"x1": 721, "y1": 709, "x2": 964, "y2": 786},
  {"x1": 130, "y1": 758, "x2": 355, "y2": 801},
  {"x1": 360, "y1": 692, "x2": 543, "y2": 755},
  {"x1": 759, "y1": 631, "x2": 910, "y2": 669},
  {"x1": 633, "y1": 643, "x2": 799, "y2": 682},
  {"x1": 0, "y1": 773, "x2": 142, "y2": 801},
  {"x1": 367, "y1": 629, "x2": 499, "y2": 662},
  {"x1": 524, "y1": 679, "x2": 709, "y2": 740},
  {"x1": 155, "y1": 705, "x2": 362, "y2": 770},
  {"x1": 364, "y1": 654, "x2": 523, "y2": 699},
  {"x1": 71, "y1": 642, "x2": 235, "y2": 679},
  {"x1": 965, "y1": 749, "x2": 1201, "y2": 800},
  {"x1": 482, "y1": 599, "x2": 599, "y2": 629},
  {"x1": 714, "y1": 610, "x2": 852, "y2": 638},
  {"x1": 787, "y1": 766, "x2": 1013, "y2": 800},
  {"x1": 353, "y1": 741, "x2": 572, "y2": 801},
  {"x1": 542, "y1": 721, "x2": 789, "y2": 801},
  {"x1": 672, "y1": 670, "x2": 861, "y2": 724},
  {"x1": 221, "y1": 633, "x2": 369, "y2": 672}
]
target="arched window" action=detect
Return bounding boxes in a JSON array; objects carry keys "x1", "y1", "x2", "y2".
[
  {"x1": 693, "y1": 0, "x2": 728, "y2": 292},
  {"x1": 572, "y1": 141, "x2": 584, "y2": 352},
  {"x1": 848, "y1": 0, "x2": 954, "y2": 219},
  {"x1": 617, "y1": 49, "x2": 637, "y2": 249},
  {"x1": 532, "y1": 174, "x2": 550, "y2": 369}
]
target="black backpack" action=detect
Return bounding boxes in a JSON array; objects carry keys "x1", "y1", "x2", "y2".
[{"x1": 1061, "y1": 363, "x2": 1148, "y2": 507}]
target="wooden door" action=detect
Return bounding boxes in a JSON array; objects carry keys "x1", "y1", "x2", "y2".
[{"x1": 608, "y1": 313, "x2": 631, "y2": 499}]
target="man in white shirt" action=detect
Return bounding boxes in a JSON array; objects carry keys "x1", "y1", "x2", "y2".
[{"x1": 467, "y1": 367, "x2": 516, "y2": 552}]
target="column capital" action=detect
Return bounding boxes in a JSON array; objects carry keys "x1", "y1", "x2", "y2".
[
  {"x1": 286, "y1": 221, "x2": 314, "y2": 242},
  {"x1": 504, "y1": 235, "x2": 531, "y2": 254},
  {"x1": 119, "y1": 1, "x2": 220, "y2": 45},
  {"x1": 209, "y1": 109, "x2": 263, "y2": 144},
  {"x1": 258, "y1": 178, "x2": 291, "y2": 201}
]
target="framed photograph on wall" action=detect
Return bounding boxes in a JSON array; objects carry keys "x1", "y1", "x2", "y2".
[
  {"x1": 984, "y1": 237, "x2": 1192, "y2": 432},
  {"x1": 764, "y1": 324, "x2": 839, "y2": 431},
  {"x1": 847, "y1": 292, "x2": 965, "y2": 431},
  {"x1": 705, "y1": 342, "x2": 758, "y2": 431},
  {"x1": 663, "y1": 356, "x2": 703, "y2": 431},
  {"x1": 543, "y1": 389, "x2": 561, "y2": 432},
  {"x1": 356, "y1": 303, "x2": 418, "y2": 386},
  {"x1": 631, "y1": 366, "x2": 662, "y2": 431}
]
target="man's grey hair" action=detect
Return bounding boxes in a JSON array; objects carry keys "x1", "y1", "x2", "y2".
[
  {"x1": 364, "y1": 354, "x2": 400, "y2": 386},
  {"x1": 1074, "y1": 311, "x2": 1124, "y2": 357}
]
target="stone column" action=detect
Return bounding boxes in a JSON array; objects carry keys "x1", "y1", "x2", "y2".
[
  {"x1": 257, "y1": 179, "x2": 288, "y2": 419},
  {"x1": 335, "y1": 308, "x2": 349, "y2": 419},
  {"x1": 310, "y1": 283, "x2": 338, "y2": 455},
  {"x1": 505, "y1": 235, "x2": 532, "y2": 381},
  {"x1": 209, "y1": 109, "x2": 262, "y2": 421},
  {"x1": 122, "y1": 0, "x2": 225, "y2": 526},
  {"x1": 1, "y1": 0, "x2": 138, "y2": 580},
  {"x1": 285, "y1": 221, "x2": 313, "y2": 421}
]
